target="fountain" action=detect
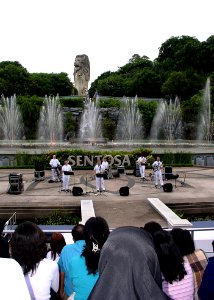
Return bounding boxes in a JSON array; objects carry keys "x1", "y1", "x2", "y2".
[
  {"x1": 37, "y1": 95, "x2": 63, "y2": 143},
  {"x1": 197, "y1": 78, "x2": 211, "y2": 141},
  {"x1": 150, "y1": 97, "x2": 182, "y2": 141},
  {"x1": 116, "y1": 96, "x2": 143, "y2": 141},
  {"x1": 0, "y1": 94, "x2": 23, "y2": 141},
  {"x1": 78, "y1": 97, "x2": 103, "y2": 143}
]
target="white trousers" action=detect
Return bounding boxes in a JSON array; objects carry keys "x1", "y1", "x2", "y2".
[
  {"x1": 154, "y1": 170, "x2": 163, "y2": 186},
  {"x1": 95, "y1": 177, "x2": 104, "y2": 190},
  {"x1": 139, "y1": 165, "x2": 146, "y2": 178},
  {"x1": 62, "y1": 175, "x2": 70, "y2": 190},
  {"x1": 51, "y1": 168, "x2": 58, "y2": 180}
]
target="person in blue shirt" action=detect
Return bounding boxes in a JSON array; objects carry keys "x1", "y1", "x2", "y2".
[
  {"x1": 68, "y1": 217, "x2": 110, "y2": 300},
  {"x1": 58, "y1": 224, "x2": 85, "y2": 300}
]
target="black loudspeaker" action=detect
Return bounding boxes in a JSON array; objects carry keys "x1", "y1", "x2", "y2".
[
  {"x1": 163, "y1": 183, "x2": 173, "y2": 192},
  {"x1": 119, "y1": 186, "x2": 129, "y2": 196},
  {"x1": 165, "y1": 166, "x2": 172, "y2": 180},
  {"x1": 8, "y1": 173, "x2": 24, "y2": 194},
  {"x1": 72, "y1": 186, "x2": 83, "y2": 196}
]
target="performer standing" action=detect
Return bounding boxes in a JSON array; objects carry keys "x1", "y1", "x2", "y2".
[
  {"x1": 137, "y1": 153, "x2": 147, "y2": 180},
  {"x1": 61, "y1": 160, "x2": 72, "y2": 192},
  {"x1": 94, "y1": 159, "x2": 106, "y2": 192},
  {"x1": 49, "y1": 155, "x2": 61, "y2": 181},
  {"x1": 152, "y1": 156, "x2": 164, "y2": 188}
]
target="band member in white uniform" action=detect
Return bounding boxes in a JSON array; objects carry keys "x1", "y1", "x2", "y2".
[
  {"x1": 137, "y1": 153, "x2": 147, "y2": 179},
  {"x1": 61, "y1": 160, "x2": 72, "y2": 191},
  {"x1": 152, "y1": 156, "x2": 164, "y2": 187},
  {"x1": 49, "y1": 155, "x2": 61, "y2": 181},
  {"x1": 94, "y1": 159, "x2": 106, "y2": 192}
]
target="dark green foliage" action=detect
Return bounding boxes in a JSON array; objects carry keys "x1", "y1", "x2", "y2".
[
  {"x1": 35, "y1": 210, "x2": 80, "y2": 225},
  {"x1": 64, "y1": 112, "x2": 78, "y2": 139},
  {"x1": 98, "y1": 98, "x2": 121, "y2": 108},
  {"x1": 102, "y1": 117, "x2": 117, "y2": 140},
  {"x1": 59, "y1": 97, "x2": 84, "y2": 108},
  {"x1": 137, "y1": 100, "x2": 158, "y2": 137}
]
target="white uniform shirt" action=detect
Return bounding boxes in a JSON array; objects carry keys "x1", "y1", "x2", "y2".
[
  {"x1": 62, "y1": 164, "x2": 72, "y2": 174},
  {"x1": 94, "y1": 164, "x2": 105, "y2": 174},
  {"x1": 137, "y1": 156, "x2": 147, "y2": 165},
  {"x1": 152, "y1": 160, "x2": 163, "y2": 171},
  {"x1": 50, "y1": 158, "x2": 60, "y2": 168},
  {"x1": 102, "y1": 161, "x2": 109, "y2": 170}
]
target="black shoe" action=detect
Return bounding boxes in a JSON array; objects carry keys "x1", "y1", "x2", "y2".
[
  {"x1": 155, "y1": 185, "x2": 158, "y2": 188},
  {"x1": 61, "y1": 189, "x2": 65, "y2": 192}
]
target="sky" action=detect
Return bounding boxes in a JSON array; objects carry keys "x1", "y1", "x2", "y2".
[{"x1": 0, "y1": 0, "x2": 214, "y2": 86}]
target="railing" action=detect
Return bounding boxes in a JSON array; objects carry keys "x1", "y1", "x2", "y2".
[{"x1": 3, "y1": 212, "x2": 16, "y2": 240}]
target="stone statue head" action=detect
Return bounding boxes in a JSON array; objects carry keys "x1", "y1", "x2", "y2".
[{"x1": 73, "y1": 54, "x2": 90, "y2": 96}]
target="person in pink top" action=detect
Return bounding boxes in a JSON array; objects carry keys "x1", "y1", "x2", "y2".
[{"x1": 153, "y1": 229, "x2": 194, "y2": 300}]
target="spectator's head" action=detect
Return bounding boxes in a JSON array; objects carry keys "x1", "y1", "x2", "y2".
[
  {"x1": 72, "y1": 224, "x2": 85, "y2": 242},
  {"x1": 49, "y1": 232, "x2": 66, "y2": 260},
  {"x1": 82, "y1": 217, "x2": 110, "y2": 275},
  {"x1": 144, "y1": 221, "x2": 162, "y2": 235},
  {"x1": 11, "y1": 221, "x2": 47, "y2": 275},
  {"x1": 153, "y1": 229, "x2": 186, "y2": 283},
  {"x1": 171, "y1": 228, "x2": 195, "y2": 256},
  {"x1": 88, "y1": 226, "x2": 168, "y2": 300}
]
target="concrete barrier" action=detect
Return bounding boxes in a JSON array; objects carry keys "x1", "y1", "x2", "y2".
[
  {"x1": 147, "y1": 197, "x2": 192, "y2": 228},
  {"x1": 80, "y1": 200, "x2": 95, "y2": 224}
]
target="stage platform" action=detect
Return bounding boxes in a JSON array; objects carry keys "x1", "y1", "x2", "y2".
[{"x1": 0, "y1": 167, "x2": 214, "y2": 229}]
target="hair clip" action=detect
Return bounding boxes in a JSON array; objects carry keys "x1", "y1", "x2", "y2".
[{"x1": 92, "y1": 242, "x2": 99, "y2": 253}]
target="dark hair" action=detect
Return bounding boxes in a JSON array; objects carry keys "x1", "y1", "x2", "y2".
[
  {"x1": 10, "y1": 221, "x2": 47, "y2": 275},
  {"x1": 153, "y1": 229, "x2": 186, "y2": 283},
  {"x1": 82, "y1": 217, "x2": 109, "y2": 275},
  {"x1": 212, "y1": 240, "x2": 214, "y2": 251},
  {"x1": 171, "y1": 228, "x2": 195, "y2": 256},
  {"x1": 144, "y1": 221, "x2": 162, "y2": 235},
  {"x1": 72, "y1": 224, "x2": 85, "y2": 242},
  {"x1": 49, "y1": 232, "x2": 66, "y2": 260}
]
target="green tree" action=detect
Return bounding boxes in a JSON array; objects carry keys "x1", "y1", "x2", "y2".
[
  {"x1": 0, "y1": 61, "x2": 31, "y2": 96},
  {"x1": 64, "y1": 112, "x2": 78, "y2": 140},
  {"x1": 138, "y1": 100, "x2": 158, "y2": 137}
]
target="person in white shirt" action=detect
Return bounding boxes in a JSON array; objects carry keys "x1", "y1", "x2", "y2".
[
  {"x1": 11, "y1": 221, "x2": 59, "y2": 300},
  {"x1": 0, "y1": 258, "x2": 31, "y2": 300},
  {"x1": 94, "y1": 159, "x2": 106, "y2": 192},
  {"x1": 137, "y1": 153, "x2": 147, "y2": 180},
  {"x1": 152, "y1": 156, "x2": 164, "y2": 187},
  {"x1": 61, "y1": 160, "x2": 72, "y2": 192},
  {"x1": 49, "y1": 154, "x2": 61, "y2": 181}
]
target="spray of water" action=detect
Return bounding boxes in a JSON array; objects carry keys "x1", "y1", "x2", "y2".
[
  {"x1": 79, "y1": 97, "x2": 103, "y2": 141},
  {"x1": 37, "y1": 95, "x2": 63, "y2": 142},
  {"x1": 197, "y1": 78, "x2": 211, "y2": 141},
  {"x1": 116, "y1": 96, "x2": 143, "y2": 140},
  {"x1": 150, "y1": 97, "x2": 182, "y2": 140},
  {"x1": 0, "y1": 94, "x2": 23, "y2": 141}
]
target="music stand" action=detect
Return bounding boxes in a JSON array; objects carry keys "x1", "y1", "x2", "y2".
[
  {"x1": 59, "y1": 171, "x2": 74, "y2": 193},
  {"x1": 96, "y1": 173, "x2": 107, "y2": 196}
]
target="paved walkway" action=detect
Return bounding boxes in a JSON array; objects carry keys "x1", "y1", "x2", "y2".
[{"x1": 0, "y1": 167, "x2": 214, "y2": 228}]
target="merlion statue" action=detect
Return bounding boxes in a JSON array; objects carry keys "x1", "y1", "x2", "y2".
[{"x1": 73, "y1": 54, "x2": 90, "y2": 96}]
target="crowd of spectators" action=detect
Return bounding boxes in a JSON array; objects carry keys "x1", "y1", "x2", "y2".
[{"x1": 0, "y1": 217, "x2": 214, "y2": 300}]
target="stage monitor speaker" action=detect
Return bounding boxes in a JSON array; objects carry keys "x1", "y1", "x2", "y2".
[
  {"x1": 119, "y1": 186, "x2": 129, "y2": 196},
  {"x1": 72, "y1": 186, "x2": 83, "y2": 196},
  {"x1": 163, "y1": 183, "x2": 173, "y2": 192},
  {"x1": 34, "y1": 170, "x2": 45, "y2": 181}
]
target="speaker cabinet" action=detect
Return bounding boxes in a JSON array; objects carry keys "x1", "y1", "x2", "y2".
[
  {"x1": 35, "y1": 164, "x2": 44, "y2": 171},
  {"x1": 8, "y1": 173, "x2": 24, "y2": 194},
  {"x1": 163, "y1": 183, "x2": 173, "y2": 192},
  {"x1": 119, "y1": 186, "x2": 129, "y2": 196},
  {"x1": 72, "y1": 186, "x2": 83, "y2": 196},
  {"x1": 165, "y1": 166, "x2": 173, "y2": 180},
  {"x1": 34, "y1": 170, "x2": 45, "y2": 181}
]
